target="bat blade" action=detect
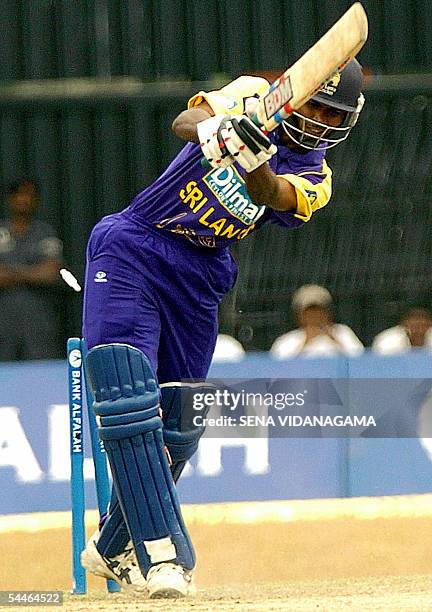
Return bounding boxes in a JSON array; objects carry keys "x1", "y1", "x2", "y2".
[{"x1": 255, "y1": 2, "x2": 368, "y2": 131}]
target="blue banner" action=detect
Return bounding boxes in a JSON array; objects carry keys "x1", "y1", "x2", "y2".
[{"x1": 0, "y1": 353, "x2": 432, "y2": 514}]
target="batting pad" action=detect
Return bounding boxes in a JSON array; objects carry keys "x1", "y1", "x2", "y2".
[
  {"x1": 96, "y1": 488, "x2": 130, "y2": 558},
  {"x1": 161, "y1": 383, "x2": 211, "y2": 482},
  {"x1": 161, "y1": 384, "x2": 206, "y2": 460},
  {"x1": 86, "y1": 343, "x2": 195, "y2": 573}
]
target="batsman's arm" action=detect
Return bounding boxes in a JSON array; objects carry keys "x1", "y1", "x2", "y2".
[
  {"x1": 172, "y1": 102, "x2": 214, "y2": 143},
  {"x1": 172, "y1": 76, "x2": 268, "y2": 144},
  {"x1": 172, "y1": 103, "x2": 297, "y2": 212},
  {"x1": 244, "y1": 163, "x2": 298, "y2": 212},
  {"x1": 172, "y1": 97, "x2": 308, "y2": 214}
]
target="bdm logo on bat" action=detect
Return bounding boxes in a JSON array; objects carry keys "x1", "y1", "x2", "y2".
[
  {"x1": 204, "y1": 166, "x2": 266, "y2": 226},
  {"x1": 263, "y1": 76, "x2": 293, "y2": 119}
]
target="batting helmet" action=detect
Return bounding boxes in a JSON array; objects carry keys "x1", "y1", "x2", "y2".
[{"x1": 282, "y1": 59, "x2": 365, "y2": 150}]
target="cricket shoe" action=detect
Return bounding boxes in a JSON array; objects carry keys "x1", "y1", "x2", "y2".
[
  {"x1": 81, "y1": 531, "x2": 147, "y2": 595},
  {"x1": 146, "y1": 562, "x2": 195, "y2": 599}
]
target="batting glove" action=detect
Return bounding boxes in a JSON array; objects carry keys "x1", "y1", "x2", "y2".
[
  {"x1": 220, "y1": 116, "x2": 277, "y2": 173},
  {"x1": 197, "y1": 114, "x2": 235, "y2": 169},
  {"x1": 244, "y1": 96, "x2": 260, "y2": 119}
]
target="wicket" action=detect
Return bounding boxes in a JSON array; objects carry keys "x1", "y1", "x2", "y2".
[{"x1": 67, "y1": 337, "x2": 120, "y2": 595}]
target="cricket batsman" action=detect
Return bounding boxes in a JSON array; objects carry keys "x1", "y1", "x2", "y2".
[{"x1": 80, "y1": 60, "x2": 364, "y2": 598}]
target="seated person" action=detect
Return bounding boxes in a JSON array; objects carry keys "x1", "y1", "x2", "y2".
[
  {"x1": 0, "y1": 178, "x2": 63, "y2": 360},
  {"x1": 372, "y1": 307, "x2": 432, "y2": 355},
  {"x1": 270, "y1": 284, "x2": 364, "y2": 359},
  {"x1": 212, "y1": 333, "x2": 245, "y2": 362}
]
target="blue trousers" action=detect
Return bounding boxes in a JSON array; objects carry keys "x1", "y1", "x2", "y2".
[{"x1": 83, "y1": 212, "x2": 237, "y2": 381}]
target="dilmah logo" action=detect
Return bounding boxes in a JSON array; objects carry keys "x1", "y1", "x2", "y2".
[
  {"x1": 94, "y1": 271, "x2": 108, "y2": 283},
  {"x1": 204, "y1": 165, "x2": 266, "y2": 226}
]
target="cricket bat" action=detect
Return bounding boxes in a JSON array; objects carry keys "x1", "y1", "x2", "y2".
[{"x1": 254, "y1": 2, "x2": 368, "y2": 131}]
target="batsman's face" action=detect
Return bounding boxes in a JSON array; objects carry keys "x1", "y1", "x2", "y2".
[
  {"x1": 297, "y1": 100, "x2": 346, "y2": 134},
  {"x1": 281, "y1": 97, "x2": 355, "y2": 150}
]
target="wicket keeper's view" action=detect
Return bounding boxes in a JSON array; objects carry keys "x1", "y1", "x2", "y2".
[{"x1": 1, "y1": 2, "x2": 432, "y2": 611}]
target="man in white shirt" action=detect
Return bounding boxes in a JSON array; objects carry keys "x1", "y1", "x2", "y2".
[
  {"x1": 372, "y1": 307, "x2": 432, "y2": 355},
  {"x1": 212, "y1": 333, "x2": 245, "y2": 362},
  {"x1": 270, "y1": 284, "x2": 364, "y2": 359}
]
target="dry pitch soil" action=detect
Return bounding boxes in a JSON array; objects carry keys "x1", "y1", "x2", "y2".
[{"x1": 1, "y1": 512, "x2": 432, "y2": 611}]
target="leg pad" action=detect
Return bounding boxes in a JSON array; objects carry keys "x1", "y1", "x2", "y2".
[
  {"x1": 161, "y1": 383, "x2": 211, "y2": 481},
  {"x1": 87, "y1": 344, "x2": 195, "y2": 574}
]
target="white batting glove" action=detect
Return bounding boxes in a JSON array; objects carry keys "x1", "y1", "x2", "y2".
[
  {"x1": 220, "y1": 115, "x2": 277, "y2": 173},
  {"x1": 244, "y1": 96, "x2": 260, "y2": 119},
  {"x1": 197, "y1": 114, "x2": 235, "y2": 169}
]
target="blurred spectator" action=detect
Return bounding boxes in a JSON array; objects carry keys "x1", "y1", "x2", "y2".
[
  {"x1": 212, "y1": 333, "x2": 245, "y2": 362},
  {"x1": 270, "y1": 284, "x2": 364, "y2": 359},
  {"x1": 372, "y1": 307, "x2": 432, "y2": 355},
  {"x1": 0, "y1": 179, "x2": 63, "y2": 361}
]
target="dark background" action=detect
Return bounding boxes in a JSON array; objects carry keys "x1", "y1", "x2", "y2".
[{"x1": 0, "y1": 0, "x2": 430, "y2": 350}]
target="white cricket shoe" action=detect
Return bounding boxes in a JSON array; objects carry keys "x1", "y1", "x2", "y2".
[
  {"x1": 81, "y1": 531, "x2": 147, "y2": 595},
  {"x1": 146, "y1": 562, "x2": 194, "y2": 599}
]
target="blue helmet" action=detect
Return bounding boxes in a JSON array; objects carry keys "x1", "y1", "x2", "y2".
[{"x1": 282, "y1": 59, "x2": 365, "y2": 150}]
